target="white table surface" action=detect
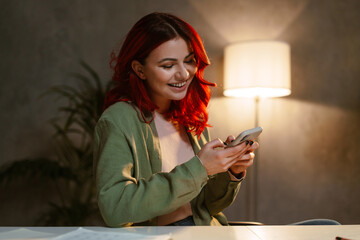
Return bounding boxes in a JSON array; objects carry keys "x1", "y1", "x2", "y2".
[{"x1": 0, "y1": 225, "x2": 360, "y2": 240}]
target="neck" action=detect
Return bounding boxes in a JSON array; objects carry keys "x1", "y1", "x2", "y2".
[{"x1": 154, "y1": 100, "x2": 171, "y2": 114}]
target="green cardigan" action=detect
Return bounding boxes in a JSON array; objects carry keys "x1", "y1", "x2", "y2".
[{"x1": 93, "y1": 102, "x2": 242, "y2": 227}]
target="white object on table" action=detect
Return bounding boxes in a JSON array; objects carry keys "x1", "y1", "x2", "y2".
[{"x1": 52, "y1": 227, "x2": 171, "y2": 240}]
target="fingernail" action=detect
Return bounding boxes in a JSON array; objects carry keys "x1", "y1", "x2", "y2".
[{"x1": 250, "y1": 141, "x2": 254, "y2": 146}]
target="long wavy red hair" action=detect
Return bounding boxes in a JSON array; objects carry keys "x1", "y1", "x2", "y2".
[{"x1": 104, "y1": 12, "x2": 215, "y2": 137}]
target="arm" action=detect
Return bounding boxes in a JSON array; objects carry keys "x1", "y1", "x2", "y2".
[
  {"x1": 203, "y1": 172, "x2": 242, "y2": 216},
  {"x1": 94, "y1": 118, "x2": 208, "y2": 227},
  {"x1": 198, "y1": 134, "x2": 254, "y2": 216}
]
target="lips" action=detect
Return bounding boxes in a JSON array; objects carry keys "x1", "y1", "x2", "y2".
[{"x1": 168, "y1": 81, "x2": 187, "y2": 88}]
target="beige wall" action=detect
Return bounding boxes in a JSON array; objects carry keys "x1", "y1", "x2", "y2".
[{"x1": 0, "y1": 0, "x2": 359, "y2": 225}]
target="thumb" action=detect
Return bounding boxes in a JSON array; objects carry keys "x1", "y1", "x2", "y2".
[
  {"x1": 206, "y1": 138, "x2": 226, "y2": 149},
  {"x1": 225, "y1": 135, "x2": 235, "y2": 145}
]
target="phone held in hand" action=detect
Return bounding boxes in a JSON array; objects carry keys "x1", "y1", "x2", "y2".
[{"x1": 227, "y1": 127, "x2": 263, "y2": 147}]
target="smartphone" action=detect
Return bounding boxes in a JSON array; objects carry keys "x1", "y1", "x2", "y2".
[{"x1": 226, "y1": 127, "x2": 263, "y2": 147}]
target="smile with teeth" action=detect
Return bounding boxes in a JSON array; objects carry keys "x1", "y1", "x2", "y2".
[{"x1": 168, "y1": 81, "x2": 187, "y2": 88}]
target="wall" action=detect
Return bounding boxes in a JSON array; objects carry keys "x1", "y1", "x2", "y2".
[
  {"x1": 209, "y1": 0, "x2": 360, "y2": 224},
  {"x1": 0, "y1": 0, "x2": 359, "y2": 225}
]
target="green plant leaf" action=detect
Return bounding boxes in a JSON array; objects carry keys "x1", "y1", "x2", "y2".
[
  {"x1": 2, "y1": 61, "x2": 110, "y2": 225},
  {"x1": 0, "y1": 158, "x2": 77, "y2": 185}
]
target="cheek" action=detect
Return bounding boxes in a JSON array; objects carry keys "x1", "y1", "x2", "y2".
[
  {"x1": 146, "y1": 69, "x2": 171, "y2": 84},
  {"x1": 190, "y1": 66, "x2": 198, "y2": 77}
]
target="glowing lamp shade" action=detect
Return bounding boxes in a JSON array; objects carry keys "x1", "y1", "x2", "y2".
[{"x1": 224, "y1": 41, "x2": 291, "y2": 98}]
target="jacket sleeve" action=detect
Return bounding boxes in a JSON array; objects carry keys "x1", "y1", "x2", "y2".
[
  {"x1": 203, "y1": 172, "x2": 242, "y2": 216},
  {"x1": 93, "y1": 118, "x2": 209, "y2": 227}
]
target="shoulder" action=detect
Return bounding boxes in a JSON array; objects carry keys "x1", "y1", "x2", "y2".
[
  {"x1": 101, "y1": 102, "x2": 142, "y2": 123},
  {"x1": 96, "y1": 102, "x2": 145, "y2": 132},
  {"x1": 103, "y1": 101, "x2": 139, "y2": 119}
]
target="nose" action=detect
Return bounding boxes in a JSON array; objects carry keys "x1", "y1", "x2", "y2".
[{"x1": 175, "y1": 64, "x2": 190, "y2": 81}]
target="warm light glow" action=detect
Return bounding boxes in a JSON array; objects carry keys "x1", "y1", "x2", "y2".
[{"x1": 224, "y1": 41, "x2": 291, "y2": 98}]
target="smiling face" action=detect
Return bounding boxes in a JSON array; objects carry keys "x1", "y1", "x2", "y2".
[{"x1": 132, "y1": 37, "x2": 197, "y2": 113}]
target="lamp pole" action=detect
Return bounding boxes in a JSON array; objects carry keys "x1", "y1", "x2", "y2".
[
  {"x1": 253, "y1": 96, "x2": 260, "y2": 221},
  {"x1": 245, "y1": 96, "x2": 260, "y2": 221}
]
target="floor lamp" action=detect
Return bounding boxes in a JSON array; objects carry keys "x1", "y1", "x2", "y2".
[{"x1": 223, "y1": 41, "x2": 291, "y2": 221}]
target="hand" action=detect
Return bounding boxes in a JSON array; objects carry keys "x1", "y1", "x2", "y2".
[
  {"x1": 197, "y1": 137, "x2": 253, "y2": 176},
  {"x1": 229, "y1": 141, "x2": 259, "y2": 175}
]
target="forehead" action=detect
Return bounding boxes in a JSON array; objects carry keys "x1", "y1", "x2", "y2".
[{"x1": 147, "y1": 38, "x2": 192, "y2": 60}]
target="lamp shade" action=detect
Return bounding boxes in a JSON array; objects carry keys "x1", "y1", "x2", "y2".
[{"x1": 223, "y1": 41, "x2": 291, "y2": 98}]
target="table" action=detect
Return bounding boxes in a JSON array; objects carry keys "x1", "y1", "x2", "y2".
[{"x1": 1, "y1": 225, "x2": 360, "y2": 240}]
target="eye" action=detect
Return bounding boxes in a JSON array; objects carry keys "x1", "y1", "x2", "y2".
[
  {"x1": 161, "y1": 64, "x2": 174, "y2": 69},
  {"x1": 184, "y1": 58, "x2": 196, "y2": 65}
]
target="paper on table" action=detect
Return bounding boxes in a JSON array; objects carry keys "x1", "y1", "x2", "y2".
[
  {"x1": 52, "y1": 228, "x2": 172, "y2": 240},
  {"x1": 0, "y1": 228, "x2": 55, "y2": 240}
]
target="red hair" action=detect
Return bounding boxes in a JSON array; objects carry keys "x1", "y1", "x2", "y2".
[{"x1": 104, "y1": 12, "x2": 215, "y2": 137}]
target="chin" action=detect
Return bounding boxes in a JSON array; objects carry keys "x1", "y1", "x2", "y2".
[
  {"x1": 175, "y1": 92, "x2": 189, "y2": 100},
  {"x1": 170, "y1": 96, "x2": 186, "y2": 102},
  {"x1": 167, "y1": 92, "x2": 188, "y2": 101}
]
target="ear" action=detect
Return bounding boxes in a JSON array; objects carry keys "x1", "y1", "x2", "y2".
[{"x1": 131, "y1": 60, "x2": 146, "y2": 80}]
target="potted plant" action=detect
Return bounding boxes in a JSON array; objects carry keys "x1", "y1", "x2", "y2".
[{"x1": 0, "y1": 61, "x2": 111, "y2": 225}]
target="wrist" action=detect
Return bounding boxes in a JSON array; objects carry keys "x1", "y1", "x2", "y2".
[
  {"x1": 196, "y1": 155, "x2": 216, "y2": 178},
  {"x1": 228, "y1": 169, "x2": 246, "y2": 180}
]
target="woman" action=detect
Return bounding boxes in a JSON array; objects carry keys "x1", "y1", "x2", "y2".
[{"x1": 93, "y1": 12, "x2": 258, "y2": 227}]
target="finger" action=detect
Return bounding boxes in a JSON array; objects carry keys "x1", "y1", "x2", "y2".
[
  {"x1": 225, "y1": 135, "x2": 235, "y2": 145},
  {"x1": 206, "y1": 138, "x2": 226, "y2": 149},
  {"x1": 238, "y1": 152, "x2": 255, "y2": 161},
  {"x1": 229, "y1": 152, "x2": 255, "y2": 169},
  {"x1": 225, "y1": 158, "x2": 241, "y2": 170},
  {"x1": 223, "y1": 141, "x2": 251, "y2": 157},
  {"x1": 226, "y1": 150, "x2": 253, "y2": 168},
  {"x1": 227, "y1": 151, "x2": 252, "y2": 166},
  {"x1": 230, "y1": 163, "x2": 250, "y2": 174},
  {"x1": 221, "y1": 151, "x2": 243, "y2": 169},
  {"x1": 218, "y1": 141, "x2": 253, "y2": 167},
  {"x1": 247, "y1": 141, "x2": 259, "y2": 151},
  {"x1": 231, "y1": 158, "x2": 254, "y2": 168}
]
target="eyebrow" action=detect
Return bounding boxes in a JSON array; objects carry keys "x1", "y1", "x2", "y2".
[{"x1": 157, "y1": 52, "x2": 194, "y2": 64}]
